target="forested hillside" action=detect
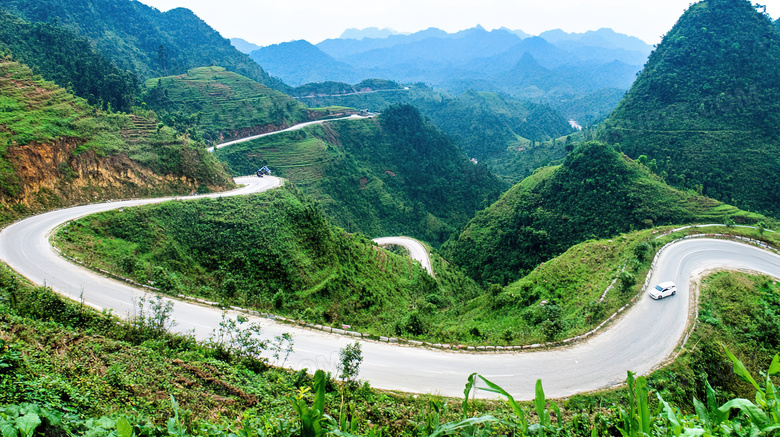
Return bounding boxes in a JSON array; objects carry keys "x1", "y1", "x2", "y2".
[
  {"x1": 295, "y1": 83, "x2": 574, "y2": 182},
  {"x1": 442, "y1": 141, "x2": 764, "y2": 285},
  {"x1": 142, "y1": 67, "x2": 312, "y2": 144},
  {"x1": 0, "y1": 11, "x2": 137, "y2": 112},
  {"x1": 0, "y1": 0, "x2": 288, "y2": 91},
  {"x1": 600, "y1": 0, "x2": 780, "y2": 216},
  {"x1": 215, "y1": 105, "x2": 506, "y2": 244},
  {"x1": 0, "y1": 60, "x2": 233, "y2": 224}
]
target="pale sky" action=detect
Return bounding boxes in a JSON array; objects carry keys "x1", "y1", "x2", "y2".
[{"x1": 136, "y1": 0, "x2": 780, "y2": 47}]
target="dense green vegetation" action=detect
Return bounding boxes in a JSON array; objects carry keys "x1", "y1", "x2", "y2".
[
  {"x1": 0, "y1": 265, "x2": 460, "y2": 436},
  {"x1": 600, "y1": 0, "x2": 780, "y2": 216},
  {"x1": 215, "y1": 105, "x2": 506, "y2": 244},
  {"x1": 0, "y1": 0, "x2": 287, "y2": 91},
  {"x1": 53, "y1": 185, "x2": 487, "y2": 336},
  {"x1": 54, "y1": 172, "x2": 779, "y2": 347},
  {"x1": 6, "y1": 236, "x2": 780, "y2": 436},
  {"x1": 442, "y1": 141, "x2": 766, "y2": 285},
  {"x1": 142, "y1": 67, "x2": 311, "y2": 144},
  {"x1": 0, "y1": 11, "x2": 137, "y2": 112},
  {"x1": 295, "y1": 83, "x2": 575, "y2": 182},
  {"x1": 650, "y1": 271, "x2": 780, "y2": 410},
  {"x1": 0, "y1": 59, "x2": 233, "y2": 223}
]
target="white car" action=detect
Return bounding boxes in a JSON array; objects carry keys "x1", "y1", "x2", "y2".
[{"x1": 649, "y1": 281, "x2": 677, "y2": 299}]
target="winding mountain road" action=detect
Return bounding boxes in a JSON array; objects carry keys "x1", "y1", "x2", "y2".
[
  {"x1": 2, "y1": 175, "x2": 780, "y2": 400},
  {"x1": 207, "y1": 114, "x2": 372, "y2": 152}
]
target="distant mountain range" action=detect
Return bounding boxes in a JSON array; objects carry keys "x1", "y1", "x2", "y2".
[
  {"x1": 230, "y1": 38, "x2": 261, "y2": 54},
  {"x1": 339, "y1": 27, "x2": 402, "y2": 40},
  {"x1": 241, "y1": 26, "x2": 652, "y2": 123}
]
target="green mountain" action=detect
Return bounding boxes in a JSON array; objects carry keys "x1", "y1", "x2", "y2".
[
  {"x1": 0, "y1": 0, "x2": 287, "y2": 91},
  {"x1": 0, "y1": 60, "x2": 233, "y2": 224},
  {"x1": 142, "y1": 67, "x2": 313, "y2": 144},
  {"x1": 442, "y1": 141, "x2": 764, "y2": 285},
  {"x1": 294, "y1": 83, "x2": 575, "y2": 182},
  {"x1": 215, "y1": 105, "x2": 506, "y2": 244},
  {"x1": 0, "y1": 10, "x2": 137, "y2": 112},
  {"x1": 600, "y1": 0, "x2": 780, "y2": 216}
]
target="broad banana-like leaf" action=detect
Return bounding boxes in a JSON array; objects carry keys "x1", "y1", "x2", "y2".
[
  {"x1": 476, "y1": 374, "x2": 527, "y2": 431},
  {"x1": 636, "y1": 376, "x2": 651, "y2": 435},
  {"x1": 718, "y1": 398, "x2": 768, "y2": 428},
  {"x1": 722, "y1": 344, "x2": 760, "y2": 391},
  {"x1": 657, "y1": 392, "x2": 682, "y2": 433},
  {"x1": 769, "y1": 354, "x2": 780, "y2": 376},
  {"x1": 313, "y1": 370, "x2": 326, "y2": 416},
  {"x1": 463, "y1": 373, "x2": 477, "y2": 417},
  {"x1": 693, "y1": 397, "x2": 709, "y2": 427},
  {"x1": 427, "y1": 415, "x2": 501, "y2": 437},
  {"x1": 0, "y1": 417, "x2": 18, "y2": 437},
  {"x1": 14, "y1": 413, "x2": 40, "y2": 437},
  {"x1": 116, "y1": 417, "x2": 134, "y2": 437},
  {"x1": 535, "y1": 379, "x2": 549, "y2": 429}
]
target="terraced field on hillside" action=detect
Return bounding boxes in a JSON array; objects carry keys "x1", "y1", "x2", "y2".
[
  {"x1": 143, "y1": 66, "x2": 311, "y2": 143},
  {"x1": 215, "y1": 129, "x2": 334, "y2": 190}
]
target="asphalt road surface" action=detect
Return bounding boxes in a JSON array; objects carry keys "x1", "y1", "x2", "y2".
[
  {"x1": 372, "y1": 236, "x2": 433, "y2": 276},
  {"x1": 207, "y1": 115, "x2": 371, "y2": 152},
  {"x1": 1, "y1": 176, "x2": 779, "y2": 399}
]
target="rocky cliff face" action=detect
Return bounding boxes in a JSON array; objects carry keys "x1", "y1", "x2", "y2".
[{"x1": 2, "y1": 137, "x2": 225, "y2": 221}]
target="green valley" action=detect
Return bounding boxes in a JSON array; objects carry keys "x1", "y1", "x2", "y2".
[
  {"x1": 214, "y1": 105, "x2": 506, "y2": 244},
  {"x1": 293, "y1": 82, "x2": 576, "y2": 182},
  {"x1": 1, "y1": 0, "x2": 780, "y2": 435}
]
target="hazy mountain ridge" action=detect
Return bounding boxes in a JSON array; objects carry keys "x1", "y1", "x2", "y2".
[
  {"x1": 229, "y1": 37, "x2": 261, "y2": 54},
  {"x1": 250, "y1": 40, "x2": 362, "y2": 86},
  {"x1": 339, "y1": 27, "x2": 402, "y2": 39},
  {"x1": 249, "y1": 26, "x2": 650, "y2": 122}
]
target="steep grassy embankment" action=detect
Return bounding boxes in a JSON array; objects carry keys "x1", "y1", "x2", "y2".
[
  {"x1": 443, "y1": 141, "x2": 766, "y2": 285},
  {"x1": 0, "y1": 60, "x2": 233, "y2": 223},
  {"x1": 214, "y1": 105, "x2": 506, "y2": 245}
]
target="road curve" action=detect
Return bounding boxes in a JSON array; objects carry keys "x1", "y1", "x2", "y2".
[
  {"x1": 2, "y1": 183, "x2": 780, "y2": 399},
  {"x1": 372, "y1": 236, "x2": 433, "y2": 276}
]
